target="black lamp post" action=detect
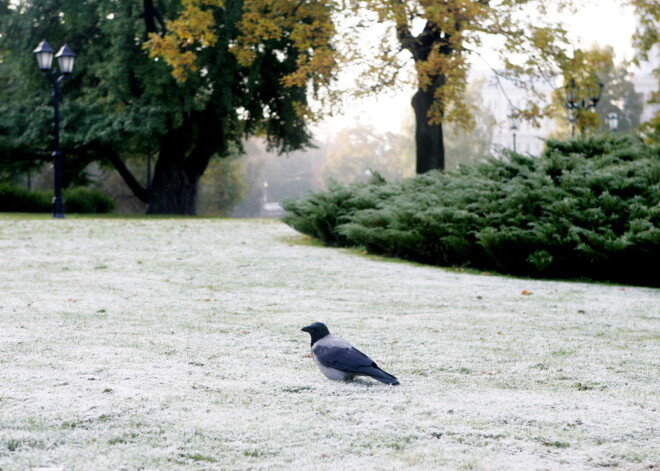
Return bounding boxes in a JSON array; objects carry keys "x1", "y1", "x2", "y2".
[
  {"x1": 33, "y1": 40, "x2": 76, "y2": 218},
  {"x1": 509, "y1": 114, "x2": 518, "y2": 153},
  {"x1": 566, "y1": 77, "x2": 604, "y2": 137}
]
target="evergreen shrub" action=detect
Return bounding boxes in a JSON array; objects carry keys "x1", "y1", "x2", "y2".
[
  {"x1": 0, "y1": 185, "x2": 115, "y2": 213},
  {"x1": 63, "y1": 188, "x2": 116, "y2": 213},
  {"x1": 282, "y1": 135, "x2": 660, "y2": 286},
  {"x1": 0, "y1": 184, "x2": 51, "y2": 212}
]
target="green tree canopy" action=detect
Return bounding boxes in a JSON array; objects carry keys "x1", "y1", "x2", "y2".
[
  {"x1": 149, "y1": 0, "x2": 578, "y2": 174},
  {"x1": 0, "y1": 0, "x2": 330, "y2": 214}
]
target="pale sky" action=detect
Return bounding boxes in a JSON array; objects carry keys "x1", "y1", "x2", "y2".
[
  {"x1": 316, "y1": 0, "x2": 639, "y2": 139},
  {"x1": 565, "y1": 0, "x2": 637, "y2": 61}
]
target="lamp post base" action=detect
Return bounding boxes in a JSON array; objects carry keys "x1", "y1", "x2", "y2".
[{"x1": 53, "y1": 197, "x2": 65, "y2": 218}]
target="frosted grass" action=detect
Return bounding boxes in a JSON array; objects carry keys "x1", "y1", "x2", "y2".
[{"x1": 0, "y1": 217, "x2": 658, "y2": 470}]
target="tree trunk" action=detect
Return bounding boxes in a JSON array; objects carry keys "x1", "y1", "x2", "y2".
[
  {"x1": 144, "y1": 119, "x2": 197, "y2": 215},
  {"x1": 146, "y1": 111, "x2": 222, "y2": 215},
  {"x1": 147, "y1": 153, "x2": 200, "y2": 215},
  {"x1": 397, "y1": 20, "x2": 447, "y2": 173},
  {"x1": 412, "y1": 88, "x2": 445, "y2": 173}
]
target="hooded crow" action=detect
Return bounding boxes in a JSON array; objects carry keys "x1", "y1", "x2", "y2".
[{"x1": 301, "y1": 322, "x2": 399, "y2": 385}]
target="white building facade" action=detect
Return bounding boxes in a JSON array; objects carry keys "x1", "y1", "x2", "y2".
[{"x1": 633, "y1": 45, "x2": 660, "y2": 124}]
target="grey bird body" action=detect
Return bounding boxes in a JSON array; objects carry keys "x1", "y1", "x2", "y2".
[{"x1": 301, "y1": 322, "x2": 400, "y2": 385}]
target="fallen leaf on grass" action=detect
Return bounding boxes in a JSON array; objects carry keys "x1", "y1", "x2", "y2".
[
  {"x1": 521, "y1": 290, "x2": 532, "y2": 295},
  {"x1": 477, "y1": 370, "x2": 500, "y2": 376}
]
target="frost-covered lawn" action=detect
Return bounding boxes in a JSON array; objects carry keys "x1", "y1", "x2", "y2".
[{"x1": 0, "y1": 217, "x2": 658, "y2": 471}]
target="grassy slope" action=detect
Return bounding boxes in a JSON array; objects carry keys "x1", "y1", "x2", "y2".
[{"x1": 0, "y1": 217, "x2": 658, "y2": 470}]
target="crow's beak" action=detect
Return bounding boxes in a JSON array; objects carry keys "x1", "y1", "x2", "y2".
[{"x1": 301, "y1": 325, "x2": 311, "y2": 333}]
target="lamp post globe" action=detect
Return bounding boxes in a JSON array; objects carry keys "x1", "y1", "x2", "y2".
[
  {"x1": 34, "y1": 40, "x2": 76, "y2": 218},
  {"x1": 33, "y1": 40, "x2": 55, "y2": 71},
  {"x1": 607, "y1": 112, "x2": 619, "y2": 132},
  {"x1": 55, "y1": 45, "x2": 76, "y2": 75}
]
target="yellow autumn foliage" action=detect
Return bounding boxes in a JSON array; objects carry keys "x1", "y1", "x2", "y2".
[
  {"x1": 145, "y1": 0, "x2": 224, "y2": 81},
  {"x1": 145, "y1": 0, "x2": 577, "y2": 131}
]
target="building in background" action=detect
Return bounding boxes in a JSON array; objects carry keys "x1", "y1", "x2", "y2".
[
  {"x1": 632, "y1": 45, "x2": 660, "y2": 124},
  {"x1": 477, "y1": 70, "x2": 556, "y2": 156},
  {"x1": 477, "y1": 47, "x2": 659, "y2": 157}
]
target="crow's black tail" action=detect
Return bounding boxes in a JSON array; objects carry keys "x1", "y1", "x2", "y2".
[{"x1": 367, "y1": 364, "x2": 400, "y2": 385}]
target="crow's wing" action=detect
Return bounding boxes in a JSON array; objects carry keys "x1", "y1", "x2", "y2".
[{"x1": 313, "y1": 344, "x2": 376, "y2": 375}]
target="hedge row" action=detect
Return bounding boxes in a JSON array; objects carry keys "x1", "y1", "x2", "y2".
[
  {"x1": 0, "y1": 184, "x2": 116, "y2": 213},
  {"x1": 282, "y1": 135, "x2": 660, "y2": 287}
]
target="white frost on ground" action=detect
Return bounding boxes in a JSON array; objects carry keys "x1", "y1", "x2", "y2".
[{"x1": 0, "y1": 217, "x2": 658, "y2": 470}]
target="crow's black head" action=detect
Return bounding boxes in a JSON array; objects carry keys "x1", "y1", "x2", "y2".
[{"x1": 301, "y1": 322, "x2": 330, "y2": 346}]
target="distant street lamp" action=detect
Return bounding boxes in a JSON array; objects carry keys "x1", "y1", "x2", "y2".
[
  {"x1": 509, "y1": 114, "x2": 518, "y2": 152},
  {"x1": 566, "y1": 77, "x2": 604, "y2": 137},
  {"x1": 33, "y1": 39, "x2": 77, "y2": 218},
  {"x1": 607, "y1": 112, "x2": 619, "y2": 132}
]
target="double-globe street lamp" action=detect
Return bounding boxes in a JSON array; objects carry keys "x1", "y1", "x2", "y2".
[
  {"x1": 33, "y1": 40, "x2": 76, "y2": 218},
  {"x1": 566, "y1": 77, "x2": 603, "y2": 137}
]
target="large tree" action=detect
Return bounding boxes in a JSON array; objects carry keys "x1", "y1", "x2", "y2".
[
  {"x1": 0, "y1": 0, "x2": 335, "y2": 214},
  {"x1": 353, "y1": 1, "x2": 579, "y2": 172},
  {"x1": 161, "y1": 0, "x2": 575, "y2": 174}
]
